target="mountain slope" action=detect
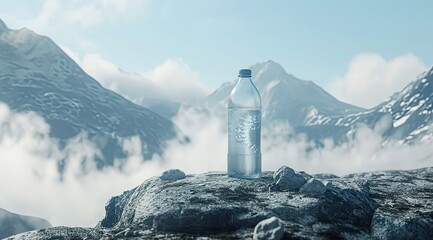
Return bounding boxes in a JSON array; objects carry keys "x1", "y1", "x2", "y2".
[
  {"x1": 204, "y1": 60, "x2": 433, "y2": 145},
  {"x1": 202, "y1": 60, "x2": 365, "y2": 143},
  {"x1": 139, "y1": 97, "x2": 180, "y2": 119},
  {"x1": 0, "y1": 19, "x2": 178, "y2": 166},
  {"x1": 310, "y1": 65, "x2": 433, "y2": 143},
  {"x1": 203, "y1": 60, "x2": 364, "y2": 128},
  {"x1": 381, "y1": 65, "x2": 433, "y2": 142},
  {"x1": 0, "y1": 208, "x2": 51, "y2": 239}
]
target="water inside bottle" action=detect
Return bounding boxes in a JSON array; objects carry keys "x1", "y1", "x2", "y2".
[{"x1": 228, "y1": 108, "x2": 261, "y2": 179}]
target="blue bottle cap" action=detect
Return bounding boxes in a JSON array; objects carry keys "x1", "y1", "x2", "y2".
[{"x1": 238, "y1": 69, "x2": 252, "y2": 78}]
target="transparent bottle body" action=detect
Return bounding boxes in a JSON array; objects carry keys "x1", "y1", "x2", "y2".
[{"x1": 228, "y1": 77, "x2": 262, "y2": 179}]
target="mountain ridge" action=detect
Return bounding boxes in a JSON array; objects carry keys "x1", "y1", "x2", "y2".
[
  {"x1": 203, "y1": 60, "x2": 364, "y2": 128},
  {"x1": 0, "y1": 19, "x2": 179, "y2": 166},
  {"x1": 202, "y1": 59, "x2": 433, "y2": 145}
]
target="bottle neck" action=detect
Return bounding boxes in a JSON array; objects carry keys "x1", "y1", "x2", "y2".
[
  {"x1": 238, "y1": 77, "x2": 253, "y2": 83},
  {"x1": 229, "y1": 76, "x2": 261, "y2": 109}
]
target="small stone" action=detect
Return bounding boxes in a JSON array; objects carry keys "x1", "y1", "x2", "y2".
[
  {"x1": 273, "y1": 166, "x2": 295, "y2": 180},
  {"x1": 299, "y1": 178, "x2": 326, "y2": 194},
  {"x1": 273, "y1": 166, "x2": 306, "y2": 191},
  {"x1": 160, "y1": 169, "x2": 186, "y2": 181},
  {"x1": 253, "y1": 216, "x2": 284, "y2": 240}
]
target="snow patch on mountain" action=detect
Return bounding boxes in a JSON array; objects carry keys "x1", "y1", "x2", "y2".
[
  {"x1": 305, "y1": 107, "x2": 331, "y2": 125},
  {"x1": 393, "y1": 97, "x2": 425, "y2": 128}
]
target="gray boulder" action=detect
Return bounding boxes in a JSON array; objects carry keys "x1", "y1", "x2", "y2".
[
  {"x1": 253, "y1": 217, "x2": 284, "y2": 240},
  {"x1": 271, "y1": 166, "x2": 307, "y2": 191},
  {"x1": 299, "y1": 178, "x2": 327, "y2": 194},
  {"x1": 160, "y1": 169, "x2": 186, "y2": 181}
]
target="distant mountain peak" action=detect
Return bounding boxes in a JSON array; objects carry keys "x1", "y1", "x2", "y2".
[
  {"x1": 0, "y1": 24, "x2": 48, "y2": 49},
  {"x1": 203, "y1": 59, "x2": 364, "y2": 128},
  {"x1": 264, "y1": 59, "x2": 283, "y2": 67},
  {"x1": 251, "y1": 60, "x2": 288, "y2": 77},
  {"x1": 17, "y1": 27, "x2": 36, "y2": 35}
]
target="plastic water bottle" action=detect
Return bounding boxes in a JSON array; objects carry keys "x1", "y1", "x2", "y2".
[{"x1": 228, "y1": 69, "x2": 262, "y2": 179}]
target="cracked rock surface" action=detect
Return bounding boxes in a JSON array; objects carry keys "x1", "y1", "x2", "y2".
[{"x1": 6, "y1": 167, "x2": 433, "y2": 239}]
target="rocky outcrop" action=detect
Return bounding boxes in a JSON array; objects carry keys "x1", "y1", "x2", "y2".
[{"x1": 6, "y1": 166, "x2": 433, "y2": 239}]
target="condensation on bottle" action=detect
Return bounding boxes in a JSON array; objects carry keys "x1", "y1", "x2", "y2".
[{"x1": 227, "y1": 69, "x2": 262, "y2": 179}]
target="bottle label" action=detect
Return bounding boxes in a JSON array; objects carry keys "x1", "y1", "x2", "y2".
[{"x1": 228, "y1": 109, "x2": 261, "y2": 154}]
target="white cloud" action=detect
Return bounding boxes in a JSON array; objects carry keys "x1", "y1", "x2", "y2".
[
  {"x1": 79, "y1": 53, "x2": 161, "y2": 101},
  {"x1": 0, "y1": 103, "x2": 163, "y2": 227},
  {"x1": 145, "y1": 59, "x2": 210, "y2": 103},
  {"x1": 162, "y1": 108, "x2": 433, "y2": 177},
  {"x1": 30, "y1": 0, "x2": 145, "y2": 30},
  {"x1": 62, "y1": 49, "x2": 210, "y2": 104},
  {"x1": 161, "y1": 107, "x2": 227, "y2": 172},
  {"x1": 327, "y1": 53, "x2": 427, "y2": 108},
  {"x1": 1, "y1": 101, "x2": 433, "y2": 228},
  {"x1": 66, "y1": 3, "x2": 104, "y2": 27}
]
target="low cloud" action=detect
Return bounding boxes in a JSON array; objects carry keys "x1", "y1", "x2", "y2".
[
  {"x1": 1, "y1": 102, "x2": 433, "y2": 228},
  {"x1": 327, "y1": 53, "x2": 427, "y2": 108},
  {"x1": 65, "y1": 51, "x2": 210, "y2": 104},
  {"x1": 145, "y1": 59, "x2": 210, "y2": 104},
  {"x1": 165, "y1": 110, "x2": 433, "y2": 176},
  {"x1": 79, "y1": 53, "x2": 161, "y2": 101},
  {"x1": 0, "y1": 103, "x2": 162, "y2": 227}
]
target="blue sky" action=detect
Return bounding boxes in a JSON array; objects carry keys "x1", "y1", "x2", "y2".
[{"x1": 1, "y1": 0, "x2": 432, "y2": 107}]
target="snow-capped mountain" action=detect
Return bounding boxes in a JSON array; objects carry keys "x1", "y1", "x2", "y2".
[
  {"x1": 204, "y1": 60, "x2": 364, "y2": 127},
  {"x1": 0, "y1": 208, "x2": 51, "y2": 239},
  {"x1": 0, "y1": 19, "x2": 178, "y2": 166},
  {"x1": 318, "y1": 65, "x2": 433, "y2": 143},
  {"x1": 204, "y1": 60, "x2": 433, "y2": 145},
  {"x1": 385, "y1": 66, "x2": 433, "y2": 142},
  {"x1": 203, "y1": 60, "x2": 365, "y2": 144}
]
